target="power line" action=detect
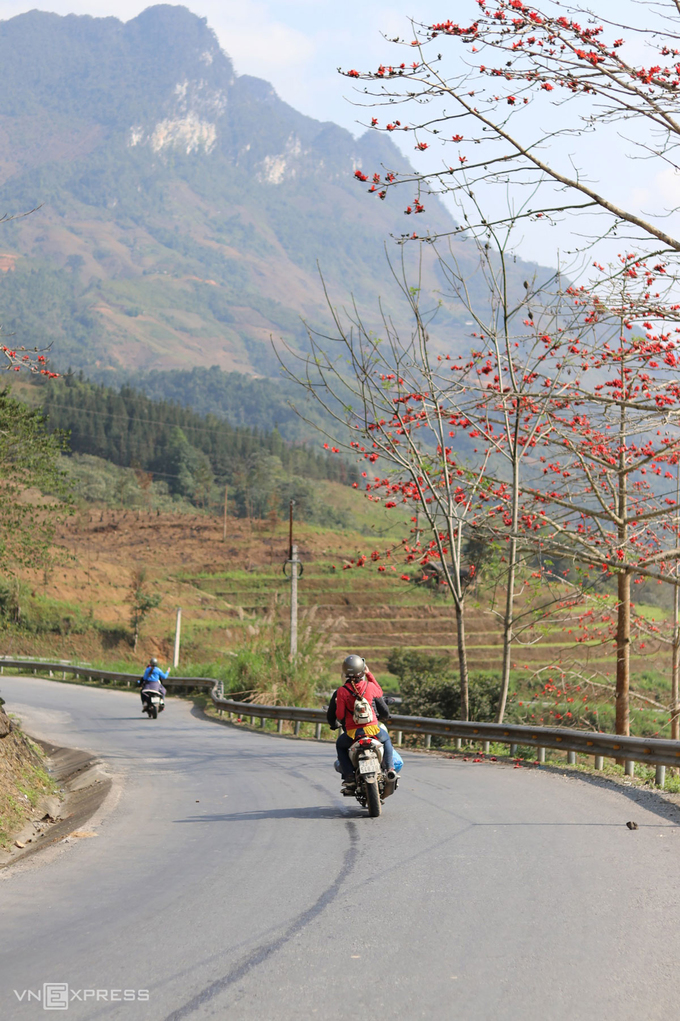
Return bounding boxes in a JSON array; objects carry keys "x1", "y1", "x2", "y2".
[
  {"x1": 41, "y1": 396, "x2": 333, "y2": 465},
  {"x1": 42, "y1": 398, "x2": 270, "y2": 438}
]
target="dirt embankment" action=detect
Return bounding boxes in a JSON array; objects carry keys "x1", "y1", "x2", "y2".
[
  {"x1": 0, "y1": 705, "x2": 113, "y2": 867},
  {"x1": 0, "y1": 706, "x2": 58, "y2": 850}
]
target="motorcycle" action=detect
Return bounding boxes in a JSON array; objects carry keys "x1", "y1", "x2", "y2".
[
  {"x1": 339, "y1": 735, "x2": 399, "y2": 817},
  {"x1": 141, "y1": 690, "x2": 165, "y2": 720}
]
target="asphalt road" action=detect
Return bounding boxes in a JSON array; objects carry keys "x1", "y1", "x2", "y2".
[{"x1": 1, "y1": 676, "x2": 680, "y2": 1021}]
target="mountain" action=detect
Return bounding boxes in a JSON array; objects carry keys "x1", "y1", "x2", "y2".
[{"x1": 0, "y1": 5, "x2": 476, "y2": 380}]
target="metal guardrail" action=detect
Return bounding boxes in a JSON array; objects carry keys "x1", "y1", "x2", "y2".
[
  {"x1": 0, "y1": 659, "x2": 215, "y2": 689},
  {"x1": 2, "y1": 658, "x2": 679, "y2": 782}
]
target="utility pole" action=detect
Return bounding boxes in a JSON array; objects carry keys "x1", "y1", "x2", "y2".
[
  {"x1": 283, "y1": 500, "x2": 302, "y2": 659},
  {"x1": 289, "y1": 498, "x2": 294, "y2": 560},
  {"x1": 290, "y1": 543, "x2": 299, "y2": 658},
  {"x1": 173, "y1": 607, "x2": 182, "y2": 669},
  {"x1": 223, "y1": 484, "x2": 228, "y2": 542}
]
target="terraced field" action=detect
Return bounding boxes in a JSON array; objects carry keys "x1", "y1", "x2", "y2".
[
  {"x1": 186, "y1": 547, "x2": 667, "y2": 681},
  {"x1": 4, "y1": 505, "x2": 669, "y2": 699}
]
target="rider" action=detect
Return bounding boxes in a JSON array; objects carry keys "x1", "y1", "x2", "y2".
[
  {"x1": 328, "y1": 654, "x2": 395, "y2": 791},
  {"x1": 137, "y1": 657, "x2": 168, "y2": 711}
]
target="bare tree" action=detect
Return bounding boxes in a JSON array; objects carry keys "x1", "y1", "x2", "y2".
[
  {"x1": 279, "y1": 265, "x2": 496, "y2": 720},
  {"x1": 344, "y1": 1, "x2": 680, "y2": 257}
]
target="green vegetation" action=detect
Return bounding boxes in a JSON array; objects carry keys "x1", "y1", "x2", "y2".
[
  {"x1": 0, "y1": 387, "x2": 71, "y2": 572},
  {"x1": 120, "y1": 366, "x2": 338, "y2": 444},
  {"x1": 0, "y1": 718, "x2": 59, "y2": 850},
  {"x1": 128, "y1": 567, "x2": 161, "y2": 652},
  {"x1": 34, "y1": 374, "x2": 359, "y2": 525},
  {"x1": 388, "y1": 649, "x2": 504, "y2": 722},
  {"x1": 0, "y1": 580, "x2": 95, "y2": 636}
]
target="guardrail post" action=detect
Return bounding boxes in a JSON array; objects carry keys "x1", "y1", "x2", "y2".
[
  {"x1": 625, "y1": 760, "x2": 635, "y2": 777},
  {"x1": 173, "y1": 607, "x2": 182, "y2": 669},
  {"x1": 277, "y1": 719, "x2": 283, "y2": 734},
  {"x1": 594, "y1": 755, "x2": 604, "y2": 770},
  {"x1": 395, "y1": 731, "x2": 403, "y2": 746},
  {"x1": 510, "y1": 743, "x2": 518, "y2": 757},
  {"x1": 425, "y1": 734, "x2": 431, "y2": 749},
  {"x1": 483, "y1": 741, "x2": 490, "y2": 755},
  {"x1": 567, "y1": 751, "x2": 576, "y2": 766},
  {"x1": 538, "y1": 747, "x2": 546, "y2": 763},
  {"x1": 250, "y1": 716, "x2": 254, "y2": 725},
  {"x1": 315, "y1": 723, "x2": 321, "y2": 739},
  {"x1": 260, "y1": 716, "x2": 265, "y2": 728},
  {"x1": 656, "y1": 764, "x2": 666, "y2": 787},
  {"x1": 455, "y1": 738, "x2": 462, "y2": 750},
  {"x1": 294, "y1": 721, "x2": 300, "y2": 736}
]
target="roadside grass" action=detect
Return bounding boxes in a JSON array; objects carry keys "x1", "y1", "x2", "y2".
[{"x1": 0, "y1": 727, "x2": 60, "y2": 849}]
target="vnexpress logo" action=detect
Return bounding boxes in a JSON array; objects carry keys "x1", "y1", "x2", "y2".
[
  {"x1": 13, "y1": 985, "x2": 149, "y2": 1009},
  {"x1": 43, "y1": 985, "x2": 68, "y2": 1010}
]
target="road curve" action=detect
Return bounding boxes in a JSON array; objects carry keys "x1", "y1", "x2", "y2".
[{"x1": 1, "y1": 675, "x2": 679, "y2": 1021}]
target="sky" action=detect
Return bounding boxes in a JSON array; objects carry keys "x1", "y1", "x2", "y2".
[{"x1": 0, "y1": 0, "x2": 678, "y2": 270}]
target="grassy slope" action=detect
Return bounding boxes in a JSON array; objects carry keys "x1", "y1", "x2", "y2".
[{"x1": 0, "y1": 709, "x2": 58, "y2": 849}]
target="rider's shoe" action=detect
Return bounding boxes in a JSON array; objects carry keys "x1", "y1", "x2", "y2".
[{"x1": 341, "y1": 777, "x2": 356, "y2": 793}]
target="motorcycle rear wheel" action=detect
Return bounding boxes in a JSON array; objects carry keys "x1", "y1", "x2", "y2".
[
  {"x1": 150, "y1": 705, "x2": 158, "y2": 719},
  {"x1": 365, "y1": 779, "x2": 381, "y2": 817}
]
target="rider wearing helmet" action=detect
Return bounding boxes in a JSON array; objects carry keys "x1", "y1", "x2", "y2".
[
  {"x1": 328, "y1": 654, "x2": 395, "y2": 791},
  {"x1": 137, "y1": 656, "x2": 168, "y2": 710}
]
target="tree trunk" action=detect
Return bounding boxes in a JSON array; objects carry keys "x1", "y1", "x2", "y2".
[
  {"x1": 672, "y1": 578, "x2": 679, "y2": 742},
  {"x1": 496, "y1": 441, "x2": 520, "y2": 724},
  {"x1": 455, "y1": 600, "x2": 470, "y2": 721},
  {"x1": 496, "y1": 534, "x2": 517, "y2": 724},
  {"x1": 615, "y1": 567, "x2": 631, "y2": 736}
]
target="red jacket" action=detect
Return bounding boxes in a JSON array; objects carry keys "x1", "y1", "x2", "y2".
[{"x1": 335, "y1": 671, "x2": 384, "y2": 733}]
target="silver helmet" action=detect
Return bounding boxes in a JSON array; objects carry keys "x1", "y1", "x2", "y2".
[
  {"x1": 149, "y1": 657, "x2": 158, "y2": 667},
  {"x1": 341, "y1": 654, "x2": 366, "y2": 681}
]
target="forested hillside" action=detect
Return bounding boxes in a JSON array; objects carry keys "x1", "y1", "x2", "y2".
[
  {"x1": 119, "y1": 366, "x2": 333, "y2": 442},
  {"x1": 38, "y1": 376, "x2": 356, "y2": 522}
]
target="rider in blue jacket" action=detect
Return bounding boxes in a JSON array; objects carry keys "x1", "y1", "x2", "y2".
[{"x1": 137, "y1": 657, "x2": 168, "y2": 710}]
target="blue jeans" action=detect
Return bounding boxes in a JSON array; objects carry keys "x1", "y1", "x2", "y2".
[{"x1": 336, "y1": 728, "x2": 395, "y2": 779}]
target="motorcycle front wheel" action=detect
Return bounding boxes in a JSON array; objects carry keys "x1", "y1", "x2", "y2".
[{"x1": 365, "y1": 779, "x2": 381, "y2": 817}]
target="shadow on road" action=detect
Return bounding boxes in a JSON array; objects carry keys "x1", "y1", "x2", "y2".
[
  {"x1": 532, "y1": 763, "x2": 680, "y2": 826},
  {"x1": 174, "y1": 806, "x2": 363, "y2": 823}
]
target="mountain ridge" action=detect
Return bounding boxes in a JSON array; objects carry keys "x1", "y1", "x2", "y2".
[{"x1": 0, "y1": 5, "x2": 478, "y2": 379}]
